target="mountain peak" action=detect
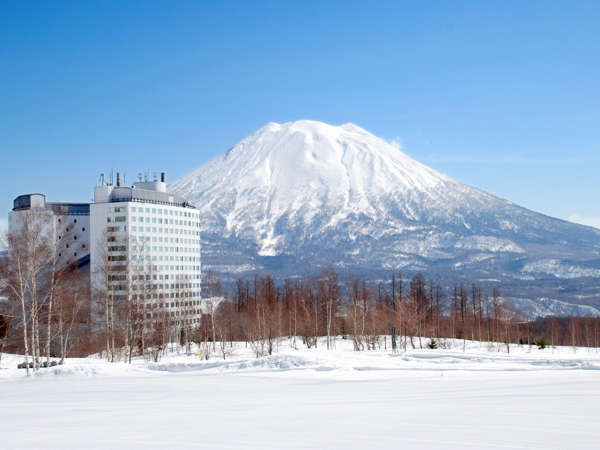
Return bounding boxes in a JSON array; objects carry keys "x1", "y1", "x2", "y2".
[
  {"x1": 261, "y1": 119, "x2": 364, "y2": 133},
  {"x1": 169, "y1": 120, "x2": 600, "y2": 313},
  {"x1": 254, "y1": 120, "x2": 382, "y2": 148},
  {"x1": 171, "y1": 119, "x2": 491, "y2": 258}
]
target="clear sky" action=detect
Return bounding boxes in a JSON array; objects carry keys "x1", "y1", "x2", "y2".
[{"x1": 1, "y1": 1, "x2": 599, "y2": 235}]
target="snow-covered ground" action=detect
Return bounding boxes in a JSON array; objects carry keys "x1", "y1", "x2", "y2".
[{"x1": 1, "y1": 338, "x2": 600, "y2": 449}]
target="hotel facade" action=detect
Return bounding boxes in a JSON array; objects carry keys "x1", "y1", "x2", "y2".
[{"x1": 9, "y1": 172, "x2": 204, "y2": 328}]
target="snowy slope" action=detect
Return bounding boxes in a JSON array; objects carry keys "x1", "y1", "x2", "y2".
[
  {"x1": 170, "y1": 120, "x2": 600, "y2": 310},
  {"x1": 506, "y1": 297, "x2": 600, "y2": 318}
]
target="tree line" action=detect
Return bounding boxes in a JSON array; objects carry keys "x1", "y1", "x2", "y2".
[
  {"x1": 2, "y1": 211, "x2": 600, "y2": 375},
  {"x1": 202, "y1": 270, "x2": 600, "y2": 356}
]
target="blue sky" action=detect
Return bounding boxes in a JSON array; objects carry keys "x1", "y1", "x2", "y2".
[{"x1": 1, "y1": 1, "x2": 599, "y2": 233}]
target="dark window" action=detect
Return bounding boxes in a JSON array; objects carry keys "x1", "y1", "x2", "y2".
[
  {"x1": 82, "y1": 244, "x2": 86, "y2": 249},
  {"x1": 74, "y1": 253, "x2": 77, "y2": 257},
  {"x1": 74, "y1": 219, "x2": 77, "y2": 223},
  {"x1": 82, "y1": 227, "x2": 85, "y2": 231},
  {"x1": 66, "y1": 244, "x2": 69, "y2": 248},
  {"x1": 74, "y1": 236, "x2": 77, "y2": 240}
]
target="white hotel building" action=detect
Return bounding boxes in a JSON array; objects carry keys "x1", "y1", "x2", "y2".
[
  {"x1": 10, "y1": 172, "x2": 204, "y2": 328},
  {"x1": 90, "y1": 173, "x2": 203, "y2": 326},
  {"x1": 9, "y1": 194, "x2": 91, "y2": 269}
]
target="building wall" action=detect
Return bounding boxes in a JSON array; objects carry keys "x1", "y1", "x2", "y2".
[
  {"x1": 8, "y1": 206, "x2": 90, "y2": 268},
  {"x1": 56, "y1": 214, "x2": 90, "y2": 266},
  {"x1": 90, "y1": 199, "x2": 203, "y2": 327}
]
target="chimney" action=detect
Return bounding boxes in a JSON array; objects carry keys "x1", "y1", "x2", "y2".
[
  {"x1": 116, "y1": 172, "x2": 121, "y2": 187},
  {"x1": 161, "y1": 172, "x2": 166, "y2": 183}
]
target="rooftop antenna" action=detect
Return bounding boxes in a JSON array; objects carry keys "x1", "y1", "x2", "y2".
[
  {"x1": 144, "y1": 170, "x2": 149, "y2": 182},
  {"x1": 153, "y1": 172, "x2": 158, "y2": 182},
  {"x1": 99, "y1": 173, "x2": 105, "y2": 186},
  {"x1": 110, "y1": 169, "x2": 114, "y2": 186},
  {"x1": 138, "y1": 172, "x2": 143, "y2": 182}
]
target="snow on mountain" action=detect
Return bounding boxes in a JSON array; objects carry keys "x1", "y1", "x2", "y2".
[
  {"x1": 522, "y1": 259, "x2": 600, "y2": 279},
  {"x1": 506, "y1": 297, "x2": 600, "y2": 319},
  {"x1": 170, "y1": 120, "x2": 600, "y2": 310}
]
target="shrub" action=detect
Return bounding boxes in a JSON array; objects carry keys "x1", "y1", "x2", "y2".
[{"x1": 535, "y1": 337, "x2": 548, "y2": 350}]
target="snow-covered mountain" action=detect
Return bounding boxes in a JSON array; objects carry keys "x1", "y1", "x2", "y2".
[{"x1": 170, "y1": 120, "x2": 600, "y2": 313}]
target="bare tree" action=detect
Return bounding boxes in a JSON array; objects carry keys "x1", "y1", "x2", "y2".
[
  {"x1": 93, "y1": 230, "x2": 121, "y2": 362},
  {"x1": 319, "y1": 268, "x2": 340, "y2": 350},
  {"x1": 204, "y1": 297, "x2": 217, "y2": 352},
  {"x1": 5, "y1": 208, "x2": 57, "y2": 374},
  {"x1": 347, "y1": 277, "x2": 364, "y2": 351},
  {"x1": 54, "y1": 271, "x2": 87, "y2": 363}
]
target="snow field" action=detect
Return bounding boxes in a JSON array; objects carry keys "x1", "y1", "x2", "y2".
[{"x1": 1, "y1": 338, "x2": 600, "y2": 449}]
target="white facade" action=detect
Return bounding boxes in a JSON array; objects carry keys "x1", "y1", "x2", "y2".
[
  {"x1": 9, "y1": 194, "x2": 91, "y2": 269},
  {"x1": 90, "y1": 178, "x2": 203, "y2": 327}
]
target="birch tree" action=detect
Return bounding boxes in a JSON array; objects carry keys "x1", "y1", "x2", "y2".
[{"x1": 5, "y1": 209, "x2": 58, "y2": 373}]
